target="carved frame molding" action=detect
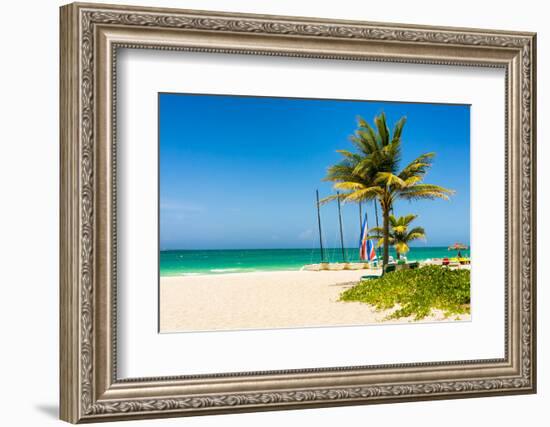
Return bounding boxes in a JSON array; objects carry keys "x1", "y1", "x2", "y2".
[{"x1": 60, "y1": 2, "x2": 536, "y2": 423}]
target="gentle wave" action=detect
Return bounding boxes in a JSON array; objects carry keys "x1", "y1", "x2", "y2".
[{"x1": 210, "y1": 268, "x2": 247, "y2": 273}]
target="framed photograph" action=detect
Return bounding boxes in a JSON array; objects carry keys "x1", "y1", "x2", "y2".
[{"x1": 60, "y1": 2, "x2": 537, "y2": 423}]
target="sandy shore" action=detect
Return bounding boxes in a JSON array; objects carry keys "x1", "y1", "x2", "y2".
[{"x1": 160, "y1": 269, "x2": 470, "y2": 332}]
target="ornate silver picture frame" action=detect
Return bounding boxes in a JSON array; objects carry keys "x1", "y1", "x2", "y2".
[{"x1": 60, "y1": 2, "x2": 536, "y2": 423}]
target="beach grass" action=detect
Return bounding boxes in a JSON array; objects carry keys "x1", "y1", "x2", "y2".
[{"x1": 339, "y1": 265, "x2": 470, "y2": 320}]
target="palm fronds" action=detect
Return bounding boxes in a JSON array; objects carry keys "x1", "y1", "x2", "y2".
[
  {"x1": 370, "y1": 214, "x2": 426, "y2": 258},
  {"x1": 323, "y1": 112, "x2": 454, "y2": 265}
]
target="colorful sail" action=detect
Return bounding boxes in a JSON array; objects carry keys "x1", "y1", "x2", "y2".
[{"x1": 359, "y1": 214, "x2": 377, "y2": 261}]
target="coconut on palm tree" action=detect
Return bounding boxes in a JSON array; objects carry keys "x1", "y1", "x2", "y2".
[
  {"x1": 323, "y1": 113, "x2": 453, "y2": 266},
  {"x1": 368, "y1": 214, "x2": 426, "y2": 260}
]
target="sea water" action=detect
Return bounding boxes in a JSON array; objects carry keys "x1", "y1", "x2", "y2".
[{"x1": 160, "y1": 247, "x2": 470, "y2": 276}]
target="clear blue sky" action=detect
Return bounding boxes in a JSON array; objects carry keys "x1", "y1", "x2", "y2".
[{"x1": 159, "y1": 93, "x2": 470, "y2": 250}]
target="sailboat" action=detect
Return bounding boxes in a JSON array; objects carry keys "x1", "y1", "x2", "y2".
[
  {"x1": 359, "y1": 211, "x2": 378, "y2": 267},
  {"x1": 301, "y1": 191, "x2": 379, "y2": 272}
]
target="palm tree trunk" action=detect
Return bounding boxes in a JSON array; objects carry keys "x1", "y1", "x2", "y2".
[{"x1": 382, "y1": 207, "x2": 390, "y2": 267}]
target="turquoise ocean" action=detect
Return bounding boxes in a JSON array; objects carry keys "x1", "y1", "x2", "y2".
[{"x1": 160, "y1": 247, "x2": 470, "y2": 277}]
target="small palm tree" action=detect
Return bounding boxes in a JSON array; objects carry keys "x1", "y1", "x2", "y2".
[
  {"x1": 368, "y1": 214, "x2": 426, "y2": 259},
  {"x1": 323, "y1": 113, "x2": 453, "y2": 266}
]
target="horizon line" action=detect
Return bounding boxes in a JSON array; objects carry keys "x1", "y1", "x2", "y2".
[{"x1": 160, "y1": 245, "x2": 471, "y2": 252}]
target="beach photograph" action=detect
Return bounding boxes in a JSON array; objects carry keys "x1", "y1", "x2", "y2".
[{"x1": 159, "y1": 93, "x2": 471, "y2": 333}]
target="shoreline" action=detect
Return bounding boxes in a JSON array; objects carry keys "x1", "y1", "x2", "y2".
[
  {"x1": 163, "y1": 269, "x2": 381, "y2": 280},
  {"x1": 161, "y1": 268, "x2": 306, "y2": 279},
  {"x1": 160, "y1": 259, "x2": 470, "y2": 278}
]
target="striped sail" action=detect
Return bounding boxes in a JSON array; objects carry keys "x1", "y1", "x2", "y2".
[{"x1": 359, "y1": 213, "x2": 377, "y2": 261}]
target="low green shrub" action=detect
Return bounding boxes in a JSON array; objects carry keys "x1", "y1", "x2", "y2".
[{"x1": 340, "y1": 265, "x2": 470, "y2": 320}]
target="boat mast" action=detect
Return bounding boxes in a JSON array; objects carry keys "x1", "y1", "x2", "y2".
[
  {"x1": 374, "y1": 200, "x2": 381, "y2": 260},
  {"x1": 315, "y1": 190, "x2": 326, "y2": 263},
  {"x1": 359, "y1": 201, "x2": 363, "y2": 233},
  {"x1": 336, "y1": 192, "x2": 347, "y2": 262}
]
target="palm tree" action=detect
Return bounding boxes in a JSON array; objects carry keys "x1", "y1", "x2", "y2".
[
  {"x1": 323, "y1": 113, "x2": 453, "y2": 267},
  {"x1": 368, "y1": 214, "x2": 426, "y2": 260}
]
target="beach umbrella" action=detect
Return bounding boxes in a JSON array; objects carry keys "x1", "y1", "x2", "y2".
[
  {"x1": 448, "y1": 243, "x2": 468, "y2": 251},
  {"x1": 448, "y1": 243, "x2": 468, "y2": 258}
]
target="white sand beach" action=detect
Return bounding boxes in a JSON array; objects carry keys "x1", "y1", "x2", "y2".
[{"x1": 160, "y1": 269, "x2": 470, "y2": 332}]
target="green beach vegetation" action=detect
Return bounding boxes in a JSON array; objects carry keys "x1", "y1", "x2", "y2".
[
  {"x1": 368, "y1": 214, "x2": 426, "y2": 260},
  {"x1": 340, "y1": 265, "x2": 470, "y2": 320},
  {"x1": 323, "y1": 113, "x2": 454, "y2": 267}
]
